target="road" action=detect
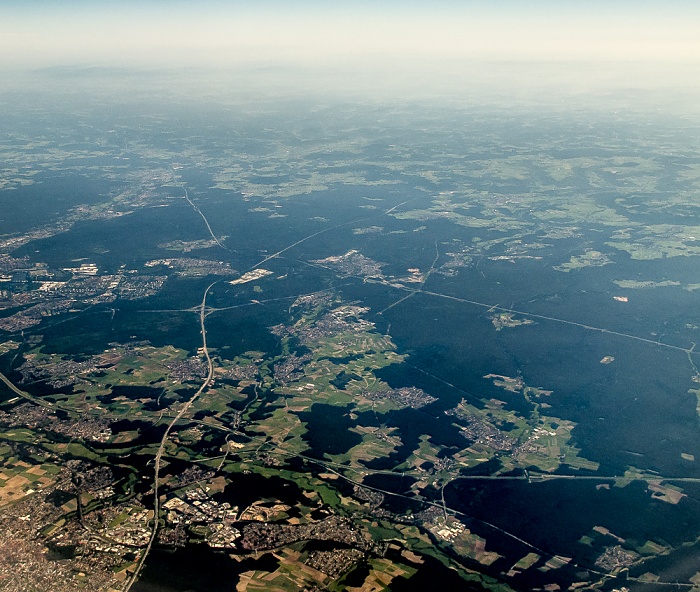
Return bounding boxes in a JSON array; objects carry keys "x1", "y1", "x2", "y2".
[
  {"x1": 0, "y1": 371, "x2": 49, "y2": 408},
  {"x1": 171, "y1": 168, "x2": 228, "y2": 251},
  {"x1": 123, "y1": 281, "x2": 216, "y2": 592}
]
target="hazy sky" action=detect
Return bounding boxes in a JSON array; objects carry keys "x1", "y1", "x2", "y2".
[{"x1": 2, "y1": 0, "x2": 699, "y2": 69}]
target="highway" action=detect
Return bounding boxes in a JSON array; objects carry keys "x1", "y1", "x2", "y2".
[
  {"x1": 171, "y1": 167, "x2": 228, "y2": 251},
  {"x1": 0, "y1": 371, "x2": 49, "y2": 408},
  {"x1": 124, "y1": 281, "x2": 216, "y2": 592}
]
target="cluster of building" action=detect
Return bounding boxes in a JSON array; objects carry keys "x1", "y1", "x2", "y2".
[
  {"x1": 158, "y1": 237, "x2": 226, "y2": 252},
  {"x1": 223, "y1": 363, "x2": 259, "y2": 381},
  {"x1": 207, "y1": 522, "x2": 243, "y2": 549},
  {"x1": 362, "y1": 386, "x2": 437, "y2": 409},
  {"x1": 431, "y1": 457, "x2": 457, "y2": 473},
  {"x1": 104, "y1": 509, "x2": 153, "y2": 548},
  {"x1": 240, "y1": 516, "x2": 371, "y2": 553},
  {"x1": 270, "y1": 305, "x2": 372, "y2": 344},
  {"x1": 427, "y1": 517, "x2": 468, "y2": 543},
  {"x1": 594, "y1": 545, "x2": 639, "y2": 571},
  {"x1": 63, "y1": 461, "x2": 116, "y2": 496},
  {"x1": 17, "y1": 354, "x2": 107, "y2": 388},
  {"x1": 111, "y1": 274, "x2": 167, "y2": 300},
  {"x1": 160, "y1": 486, "x2": 248, "y2": 549},
  {"x1": 437, "y1": 250, "x2": 473, "y2": 277},
  {"x1": 0, "y1": 299, "x2": 75, "y2": 332},
  {"x1": 163, "y1": 488, "x2": 237, "y2": 529},
  {"x1": 290, "y1": 291, "x2": 334, "y2": 310},
  {"x1": 272, "y1": 353, "x2": 313, "y2": 384},
  {"x1": 360, "y1": 426, "x2": 402, "y2": 448},
  {"x1": 0, "y1": 466, "x2": 127, "y2": 591},
  {"x1": 454, "y1": 413, "x2": 516, "y2": 452},
  {"x1": 297, "y1": 307, "x2": 373, "y2": 344},
  {"x1": 446, "y1": 402, "x2": 518, "y2": 452},
  {"x1": 312, "y1": 250, "x2": 385, "y2": 279},
  {"x1": 0, "y1": 403, "x2": 113, "y2": 444},
  {"x1": 43, "y1": 271, "x2": 167, "y2": 304},
  {"x1": 166, "y1": 356, "x2": 209, "y2": 382},
  {"x1": 167, "y1": 465, "x2": 215, "y2": 490},
  {"x1": 157, "y1": 524, "x2": 187, "y2": 547},
  {"x1": 513, "y1": 427, "x2": 560, "y2": 461},
  {"x1": 353, "y1": 484, "x2": 385, "y2": 509},
  {"x1": 305, "y1": 548, "x2": 365, "y2": 578},
  {"x1": 145, "y1": 257, "x2": 234, "y2": 277},
  {"x1": 0, "y1": 254, "x2": 33, "y2": 285},
  {"x1": 0, "y1": 259, "x2": 168, "y2": 333},
  {"x1": 229, "y1": 268, "x2": 272, "y2": 285}
]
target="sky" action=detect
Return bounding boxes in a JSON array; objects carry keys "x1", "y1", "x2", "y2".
[
  {"x1": 2, "y1": 0, "x2": 699, "y2": 69},
  {"x1": 1, "y1": 0, "x2": 699, "y2": 105}
]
